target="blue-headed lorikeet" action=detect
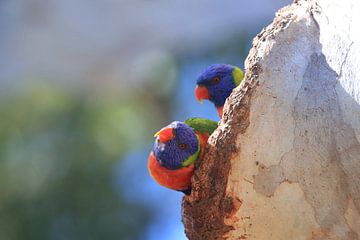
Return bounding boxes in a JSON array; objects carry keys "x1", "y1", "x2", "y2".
[
  {"x1": 195, "y1": 64, "x2": 244, "y2": 117},
  {"x1": 148, "y1": 118, "x2": 218, "y2": 195}
]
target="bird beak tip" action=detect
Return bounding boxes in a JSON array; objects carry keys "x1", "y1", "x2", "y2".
[{"x1": 194, "y1": 85, "x2": 210, "y2": 104}]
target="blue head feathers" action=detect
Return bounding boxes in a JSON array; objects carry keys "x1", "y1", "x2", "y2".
[
  {"x1": 196, "y1": 63, "x2": 241, "y2": 107},
  {"x1": 153, "y1": 121, "x2": 199, "y2": 170}
]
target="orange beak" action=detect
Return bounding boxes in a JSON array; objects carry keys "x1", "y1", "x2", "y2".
[
  {"x1": 154, "y1": 127, "x2": 174, "y2": 143},
  {"x1": 195, "y1": 85, "x2": 210, "y2": 103}
]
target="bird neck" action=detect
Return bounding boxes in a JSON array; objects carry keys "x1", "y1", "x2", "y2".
[
  {"x1": 232, "y1": 66, "x2": 244, "y2": 86},
  {"x1": 181, "y1": 136, "x2": 201, "y2": 167},
  {"x1": 197, "y1": 132, "x2": 210, "y2": 161},
  {"x1": 148, "y1": 152, "x2": 194, "y2": 191}
]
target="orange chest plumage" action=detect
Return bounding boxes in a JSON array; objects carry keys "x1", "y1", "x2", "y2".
[{"x1": 148, "y1": 132, "x2": 209, "y2": 191}]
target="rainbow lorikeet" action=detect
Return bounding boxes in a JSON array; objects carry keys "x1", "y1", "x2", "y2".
[
  {"x1": 148, "y1": 118, "x2": 218, "y2": 195},
  {"x1": 195, "y1": 64, "x2": 244, "y2": 117}
]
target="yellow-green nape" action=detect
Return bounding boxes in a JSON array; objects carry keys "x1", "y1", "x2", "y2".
[
  {"x1": 181, "y1": 136, "x2": 201, "y2": 167},
  {"x1": 232, "y1": 67, "x2": 244, "y2": 86}
]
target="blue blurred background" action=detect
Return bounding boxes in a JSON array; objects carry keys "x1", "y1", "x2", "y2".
[{"x1": 0, "y1": 1, "x2": 291, "y2": 239}]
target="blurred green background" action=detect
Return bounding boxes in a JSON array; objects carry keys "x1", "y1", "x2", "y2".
[{"x1": 0, "y1": 1, "x2": 291, "y2": 239}]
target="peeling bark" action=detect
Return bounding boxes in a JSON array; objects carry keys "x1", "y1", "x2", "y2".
[{"x1": 182, "y1": 0, "x2": 360, "y2": 239}]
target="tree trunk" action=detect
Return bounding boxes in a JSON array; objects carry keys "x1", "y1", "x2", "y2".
[{"x1": 182, "y1": 0, "x2": 360, "y2": 239}]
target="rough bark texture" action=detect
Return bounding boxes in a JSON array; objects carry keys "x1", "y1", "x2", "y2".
[{"x1": 182, "y1": 0, "x2": 360, "y2": 239}]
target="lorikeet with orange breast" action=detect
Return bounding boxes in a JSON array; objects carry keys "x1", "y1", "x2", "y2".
[
  {"x1": 195, "y1": 64, "x2": 244, "y2": 117},
  {"x1": 148, "y1": 118, "x2": 217, "y2": 195}
]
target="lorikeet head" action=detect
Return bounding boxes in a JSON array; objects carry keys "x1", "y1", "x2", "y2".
[
  {"x1": 195, "y1": 63, "x2": 244, "y2": 117},
  {"x1": 148, "y1": 118, "x2": 216, "y2": 194},
  {"x1": 153, "y1": 121, "x2": 200, "y2": 170}
]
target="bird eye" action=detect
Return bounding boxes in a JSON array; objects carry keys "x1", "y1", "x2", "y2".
[
  {"x1": 210, "y1": 76, "x2": 221, "y2": 85},
  {"x1": 178, "y1": 143, "x2": 187, "y2": 150}
]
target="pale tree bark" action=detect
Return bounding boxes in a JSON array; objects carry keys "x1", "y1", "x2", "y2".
[{"x1": 182, "y1": 0, "x2": 360, "y2": 239}]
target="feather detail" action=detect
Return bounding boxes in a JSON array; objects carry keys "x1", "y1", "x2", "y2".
[
  {"x1": 196, "y1": 131, "x2": 209, "y2": 161},
  {"x1": 185, "y1": 117, "x2": 218, "y2": 135},
  {"x1": 232, "y1": 66, "x2": 244, "y2": 86},
  {"x1": 148, "y1": 151, "x2": 194, "y2": 191}
]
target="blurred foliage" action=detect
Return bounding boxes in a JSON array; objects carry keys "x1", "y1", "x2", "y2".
[
  {"x1": 0, "y1": 30, "x2": 253, "y2": 240},
  {"x1": 0, "y1": 84, "x2": 166, "y2": 240}
]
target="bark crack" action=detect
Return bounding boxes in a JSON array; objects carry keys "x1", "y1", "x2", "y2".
[{"x1": 339, "y1": 42, "x2": 354, "y2": 78}]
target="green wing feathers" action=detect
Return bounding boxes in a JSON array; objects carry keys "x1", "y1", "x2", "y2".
[{"x1": 184, "y1": 118, "x2": 218, "y2": 135}]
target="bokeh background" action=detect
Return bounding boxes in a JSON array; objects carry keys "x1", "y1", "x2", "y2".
[{"x1": 0, "y1": 1, "x2": 291, "y2": 239}]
